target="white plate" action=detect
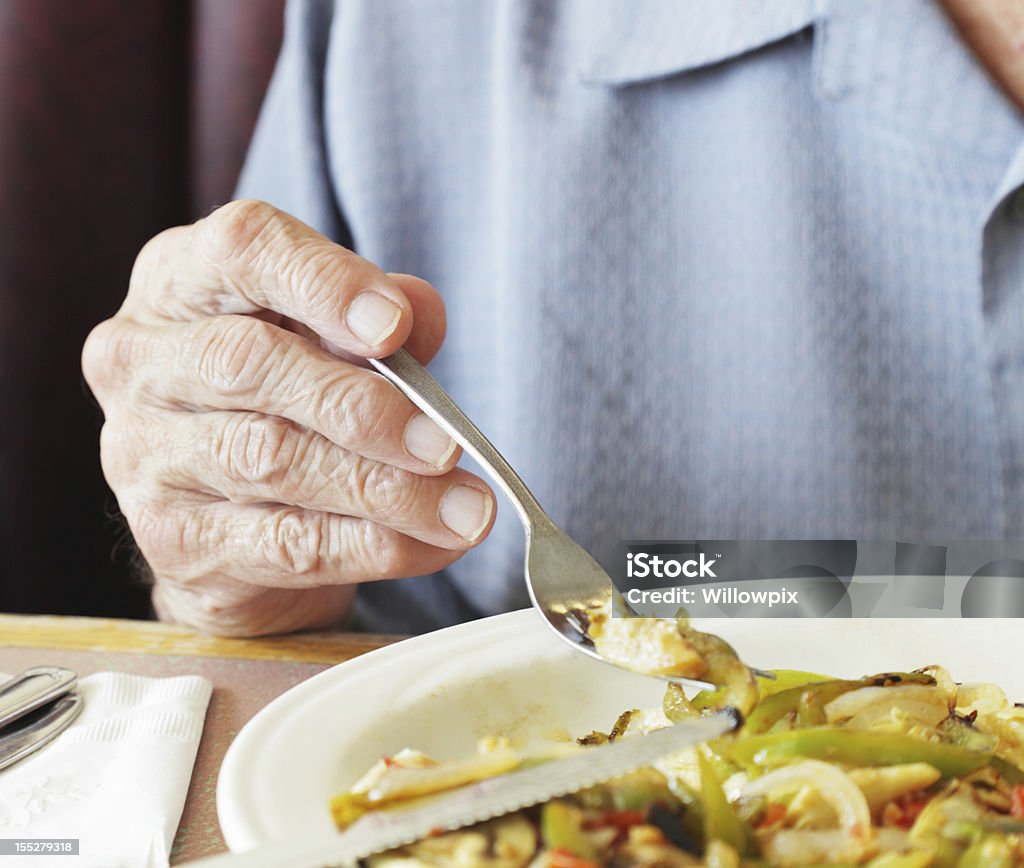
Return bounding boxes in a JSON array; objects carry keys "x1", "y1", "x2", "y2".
[{"x1": 216, "y1": 609, "x2": 1023, "y2": 851}]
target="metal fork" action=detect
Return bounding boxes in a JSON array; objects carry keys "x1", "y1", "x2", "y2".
[{"x1": 369, "y1": 349, "x2": 717, "y2": 691}]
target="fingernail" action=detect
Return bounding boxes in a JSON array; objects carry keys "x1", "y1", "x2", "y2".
[
  {"x1": 440, "y1": 485, "x2": 493, "y2": 542},
  {"x1": 404, "y1": 414, "x2": 457, "y2": 467},
  {"x1": 346, "y1": 291, "x2": 402, "y2": 346}
]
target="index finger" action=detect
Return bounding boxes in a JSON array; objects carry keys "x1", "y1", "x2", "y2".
[{"x1": 122, "y1": 199, "x2": 413, "y2": 358}]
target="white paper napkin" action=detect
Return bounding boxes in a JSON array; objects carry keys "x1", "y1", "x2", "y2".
[{"x1": 0, "y1": 672, "x2": 212, "y2": 868}]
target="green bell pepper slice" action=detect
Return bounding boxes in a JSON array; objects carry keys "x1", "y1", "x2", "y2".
[
  {"x1": 957, "y1": 835, "x2": 1015, "y2": 868},
  {"x1": 744, "y1": 672, "x2": 937, "y2": 735},
  {"x1": 698, "y1": 752, "x2": 751, "y2": 857},
  {"x1": 730, "y1": 728, "x2": 992, "y2": 777},
  {"x1": 938, "y1": 715, "x2": 1024, "y2": 786},
  {"x1": 540, "y1": 800, "x2": 598, "y2": 861},
  {"x1": 756, "y1": 669, "x2": 832, "y2": 697}
]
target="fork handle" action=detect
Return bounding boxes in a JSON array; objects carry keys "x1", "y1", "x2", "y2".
[{"x1": 369, "y1": 349, "x2": 553, "y2": 534}]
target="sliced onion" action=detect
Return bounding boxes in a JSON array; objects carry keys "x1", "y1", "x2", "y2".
[
  {"x1": 825, "y1": 685, "x2": 949, "y2": 728},
  {"x1": 368, "y1": 748, "x2": 522, "y2": 801},
  {"x1": 847, "y1": 763, "x2": 941, "y2": 816},
  {"x1": 761, "y1": 830, "x2": 856, "y2": 865},
  {"x1": 958, "y1": 682, "x2": 1010, "y2": 716},
  {"x1": 874, "y1": 826, "x2": 912, "y2": 850},
  {"x1": 349, "y1": 748, "x2": 437, "y2": 794},
  {"x1": 741, "y1": 760, "x2": 871, "y2": 862},
  {"x1": 915, "y1": 665, "x2": 957, "y2": 702},
  {"x1": 763, "y1": 828, "x2": 911, "y2": 866}
]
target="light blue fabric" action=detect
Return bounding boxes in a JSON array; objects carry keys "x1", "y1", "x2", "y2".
[{"x1": 238, "y1": 0, "x2": 1024, "y2": 633}]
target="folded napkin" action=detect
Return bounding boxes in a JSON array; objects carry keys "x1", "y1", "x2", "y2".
[{"x1": 0, "y1": 672, "x2": 212, "y2": 868}]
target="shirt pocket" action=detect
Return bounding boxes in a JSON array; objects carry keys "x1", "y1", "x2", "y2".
[
  {"x1": 574, "y1": 0, "x2": 1019, "y2": 161},
  {"x1": 575, "y1": 0, "x2": 818, "y2": 87}
]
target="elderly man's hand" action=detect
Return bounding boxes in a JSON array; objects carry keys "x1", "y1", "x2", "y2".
[{"x1": 82, "y1": 201, "x2": 495, "y2": 636}]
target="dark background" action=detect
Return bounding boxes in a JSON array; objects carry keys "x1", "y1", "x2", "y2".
[{"x1": 0, "y1": 0, "x2": 286, "y2": 618}]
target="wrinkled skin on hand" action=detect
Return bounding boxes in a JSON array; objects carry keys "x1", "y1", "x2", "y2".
[{"x1": 82, "y1": 200, "x2": 496, "y2": 636}]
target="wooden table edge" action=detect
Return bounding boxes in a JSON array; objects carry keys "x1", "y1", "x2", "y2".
[{"x1": 0, "y1": 613, "x2": 400, "y2": 664}]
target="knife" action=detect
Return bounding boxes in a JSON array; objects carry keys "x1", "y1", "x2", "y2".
[
  {"x1": 0, "y1": 666, "x2": 77, "y2": 731},
  {"x1": 187, "y1": 709, "x2": 739, "y2": 868},
  {"x1": 0, "y1": 667, "x2": 82, "y2": 772},
  {"x1": 0, "y1": 692, "x2": 83, "y2": 771}
]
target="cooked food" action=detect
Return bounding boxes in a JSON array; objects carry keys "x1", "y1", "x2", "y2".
[
  {"x1": 584, "y1": 603, "x2": 759, "y2": 715},
  {"x1": 331, "y1": 662, "x2": 1024, "y2": 866},
  {"x1": 588, "y1": 610, "x2": 705, "y2": 679}
]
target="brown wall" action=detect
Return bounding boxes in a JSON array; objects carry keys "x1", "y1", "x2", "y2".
[{"x1": 0, "y1": 0, "x2": 284, "y2": 618}]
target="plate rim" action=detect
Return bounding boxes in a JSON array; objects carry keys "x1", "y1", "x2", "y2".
[{"x1": 216, "y1": 608, "x2": 545, "y2": 850}]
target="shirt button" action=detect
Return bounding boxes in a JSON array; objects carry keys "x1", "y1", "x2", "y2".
[{"x1": 1009, "y1": 188, "x2": 1024, "y2": 222}]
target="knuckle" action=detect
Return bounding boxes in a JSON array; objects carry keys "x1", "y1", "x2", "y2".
[
  {"x1": 352, "y1": 461, "x2": 423, "y2": 523},
  {"x1": 196, "y1": 198, "x2": 282, "y2": 269},
  {"x1": 128, "y1": 226, "x2": 183, "y2": 292},
  {"x1": 281, "y1": 240, "x2": 359, "y2": 317},
  {"x1": 98, "y1": 418, "x2": 138, "y2": 486},
  {"x1": 125, "y1": 498, "x2": 214, "y2": 575},
  {"x1": 81, "y1": 318, "x2": 143, "y2": 391},
  {"x1": 81, "y1": 321, "x2": 113, "y2": 389},
  {"x1": 260, "y1": 509, "x2": 323, "y2": 576},
  {"x1": 325, "y1": 373, "x2": 395, "y2": 448},
  {"x1": 352, "y1": 521, "x2": 406, "y2": 577},
  {"x1": 289, "y1": 434, "x2": 336, "y2": 500},
  {"x1": 216, "y1": 414, "x2": 305, "y2": 488},
  {"x1": 190, "y1": 316, "x2": 279, "y2": 395}
]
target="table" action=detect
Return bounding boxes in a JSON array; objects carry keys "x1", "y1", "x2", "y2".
[{"x1": 0, "y1": 614, "x2": 399, "y2": 864}]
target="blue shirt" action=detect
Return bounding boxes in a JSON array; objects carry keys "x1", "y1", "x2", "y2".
[{"x1": 238, "y1": 0, "x2": 1024, "y2": 633}]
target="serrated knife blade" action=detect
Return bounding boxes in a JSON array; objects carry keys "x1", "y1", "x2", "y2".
[{"x1": 188, "y1": 710, "x2": 738, "y2": 868}]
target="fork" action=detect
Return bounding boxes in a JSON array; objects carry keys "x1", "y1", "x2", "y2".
[{"x1": 369, "y1": 348, "x2": 718, "y2": 691}]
